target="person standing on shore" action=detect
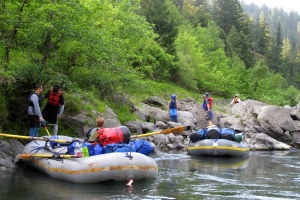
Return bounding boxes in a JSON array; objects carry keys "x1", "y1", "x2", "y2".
[
  {"x1": 42, "y1": 85, "x2": 64, "y2": 135},
  {"x1": 168, "y1": 94, "x2": 178, "y2": 122},
  {"x1": 28, "y1": 84, "x2": 44, "y2": 137},
  {"x1": 202, "y1": 92, "x2": 214, "y2": 127},
  {"x1": 230, "y1": 94, "x2": 241, "y2": 105}
]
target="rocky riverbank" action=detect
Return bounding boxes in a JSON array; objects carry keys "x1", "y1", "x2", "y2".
[
  {"x1": 0, "y1": 139, "x2": 24, "y2": 172},
  {"x1": 63, "y1": 96, "x2": 300, "y2": 151},
  {"x1": 2, "y1": 96, "x2": 300, "y2": 170}
]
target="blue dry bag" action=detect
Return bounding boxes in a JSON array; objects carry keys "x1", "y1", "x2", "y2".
[
  {"x1": 220, "y1": 128, "x2": 235, "y2": 141},
  {"x1": 103, "y1": 143, "x2": 136, "y2": 154},
  {"x1": 189, "y1": 129, "x2": 206, "y2": 143},
  {"x1": 131, "y1": 140, "x2": 154, "y2": 156}
]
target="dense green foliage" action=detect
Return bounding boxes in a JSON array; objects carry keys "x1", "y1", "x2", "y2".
[
  {"x1": 242, "y1": 2, "x2": 300, "y2": 87},
  {"x1": 0, "y1": 0, "x2": 299, "y2": 134}
]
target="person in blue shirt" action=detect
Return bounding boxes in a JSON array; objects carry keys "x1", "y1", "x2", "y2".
[
  {"x1": 202, "y1": 92, "x2": 214, "y2": 127},
  {"x1": 169, "y1": 94, "x2": 178, "y2": 122},
  {"x1": 27, "y1": 84, "x2": 44, "y2": 137}
]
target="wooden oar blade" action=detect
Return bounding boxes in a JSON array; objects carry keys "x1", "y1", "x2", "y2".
[
  {"x1": 161, "y1": 126, "x2": 191, "y2": 134},
  {"x1": 17, "y1": 154, "x2": 33, "y2": 159}
]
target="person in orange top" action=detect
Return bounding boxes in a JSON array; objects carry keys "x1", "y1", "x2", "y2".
[
  {"x1": 42, "y1": 85, "x2": 64, "y2": 135},
  {"x1": 230, "y1": 94, "x2": 241, "y2": 105}
]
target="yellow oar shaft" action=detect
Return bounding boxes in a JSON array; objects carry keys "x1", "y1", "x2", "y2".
[
  {"x1": 45, "y1": 128, "x2": 51, "y2": 136},
  {"x1": 130, "y1": 126, "x2": 190, "y2": 138},
  {"x1": 131, "y1": 131, "x2": 164, "y2": 138},
  {"x1": 0, "y1": 133, "x2": 71, "y2": 143},
  {"x1": 18, "y1": 154, "x2": 81, "y2": 158}
]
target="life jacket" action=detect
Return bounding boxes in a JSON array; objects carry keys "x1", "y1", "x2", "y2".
[
  {"x1": 233, "y1": 97, "x2": 239, "y2": 104},
  {"x1": 97, "y1": 126, "x2": 131, "y2": 146},
  {"x1": 28, "y1": 93, "x2": 43, "y2": 107},
  {"x1": 202, "y1": 98, "x2": 213, "y2": 110},
  {"x1": 47, "y1": 90, "x2": 62, "y2": 106},
  {"x1": 169, "y1": 100, "x2": 177, "y2": 109}
]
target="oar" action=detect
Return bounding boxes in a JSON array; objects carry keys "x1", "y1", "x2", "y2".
[
  {"x1": 130, "y1": 126, "x2": 191, "y2": 138},
  {"x1": 0, "y1": 133, "x2": 72, "y2": 143},
  {"x1": 17, "y1": 154, "x2": 81, "y2": 159}
]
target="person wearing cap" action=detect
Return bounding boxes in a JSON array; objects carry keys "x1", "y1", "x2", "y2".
[
  {"x1": 42, "y1": 85, "x2": 65, "y2": 135},
  {"x1": 230, "y1": 94, "x2": 241, "y2": 105},
  {"x1": 86, "y1": 117, "x2": 105, "y2": 141},
  {"x1": 202, "y1": 92, "x2": 214, "y2": 126},
  {"x1": 28, "y1": 83, "x2": 44, "y2": 137},
  {"x1": 168, "y1": 94, "x2": 178, "y2": 122}
]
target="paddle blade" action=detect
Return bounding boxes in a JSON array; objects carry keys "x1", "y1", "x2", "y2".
[
  {"x1": 161, "y1": 126, "x2": 191, "y2": 134},
  {"x1": 17, "y1": 154, "x2": 33, "y2": 159}
]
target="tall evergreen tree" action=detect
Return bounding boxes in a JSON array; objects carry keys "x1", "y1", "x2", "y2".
[
  {"x1": 139, "y1": 0, "x2": 184, "y2": 54},
  {"x1": 256, "y1": 14, "x2": 271, "y2": 55},
  {"x1": 212, "y1": 0, "x2": 250, "y2": 35},
  {"x1": 268, "y1": 19, "x2": 283, "y2": 73},
  {"x1": 212, "y1": 0, "x2": 254, "y2": 67}
]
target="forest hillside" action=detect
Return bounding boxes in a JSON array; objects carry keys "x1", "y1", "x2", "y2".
[{"x1": 0, "y1": 0, "x2": 299, "y2": 134}]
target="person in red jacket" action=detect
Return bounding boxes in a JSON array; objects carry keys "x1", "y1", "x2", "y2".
[
  {"x1": 202, "y1": 92, "x2": 214, "y2": 127},
  {"x1": 42, "y1": 85, "x2": 64, "y2": 135}
]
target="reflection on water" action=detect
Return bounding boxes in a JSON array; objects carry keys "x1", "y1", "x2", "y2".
[{"x1": 0, "y1": 150, "x2": 300, "y2": 200}]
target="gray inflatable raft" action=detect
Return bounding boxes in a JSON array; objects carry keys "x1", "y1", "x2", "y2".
[
  {"x1": 186, "y1": 139, "x2": 250, "y2": 157},
  {"x1": 19, "y1": 136, "x2": 158, "y2": 183}
]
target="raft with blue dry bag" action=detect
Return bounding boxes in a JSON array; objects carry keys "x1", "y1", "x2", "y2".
[
  {"x1": 187, "y1": 126, "x2": 249, "y2": 157},
  {"x1": 18, "y1": 136, "x2": 158, "y2": 183}
]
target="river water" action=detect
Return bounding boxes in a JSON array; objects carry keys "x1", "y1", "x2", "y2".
[{"x1": 0, "y1": 150, "x2": 300, "y2": 200}]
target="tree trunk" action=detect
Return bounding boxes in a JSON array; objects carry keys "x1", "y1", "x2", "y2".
[{"x1": 4, "y1": 0, "x2": 27, "y2": 71}]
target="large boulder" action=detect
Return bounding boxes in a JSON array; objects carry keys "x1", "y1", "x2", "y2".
[
  {"x1": 140, "y1": 103, "x2": 169, "y2": 123},
  {"x1": 9, "y1": 139, "x2": 24, "y2": 157},
  {"x1": 177, "y1": 111, "x2": 196, "y2": 129},
  {"x1": 103, "y1": 106, "x2": 121, "y2": 128},
  {"x1": 63, "y1": 113, "x2": 92, "y2": 137},
  {"x1": 290, "y1": 102, "x2": 300, "y2": 119},
  {"x1": 244, "y1": 133, "x2": 292, "y2": 150},
  {"x1": 140, "y1": 122, "x2": 156, "y2": 133},
  {"x1": 0, "y1": 140, "x2": 15, "y2": 168},
  {"x1": 151, "y1": 134, "x2": 170, "y2": 151},
  {"x1": 293, "y1": 132, "x2": 300, "y2": 148},
  {"x1": 155, "y1": 121, "x2": 167, "y2": 129},
  {"x1": 230, "y1": 99, "x2": 266, "y2": 120},
  {"x1": 219, "y1": 115, "x2": 245, "y2": 132},
  {"x1": 257, "y1": 106, "x2": 297, "y2": 142},
  {"x1": 126, "y1": 120, "x2": 143, "y2": 135},
  {"x1": 143, "y1": 96, "x2": 167, "y2": 109},
  {"x1": 132, "y1": 105, "x2": 150, "y2": 121}
]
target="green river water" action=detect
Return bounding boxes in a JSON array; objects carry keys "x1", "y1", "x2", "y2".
[{"x1": 0, "y1": 150, "x2": 299, "y2": 200}]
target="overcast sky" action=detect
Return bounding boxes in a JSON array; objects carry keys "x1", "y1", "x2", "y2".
[{"x1": 242, "y1": 0, "x2": 300, "y2": 14}]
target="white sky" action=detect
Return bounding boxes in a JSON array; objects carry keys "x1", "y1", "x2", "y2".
[{"x1": 242, "y1": 0, "x2": 300, "y2": 14}]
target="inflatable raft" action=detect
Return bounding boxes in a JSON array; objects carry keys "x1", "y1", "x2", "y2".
[
  {"x1": 187, "y1": 139, "x2": 249, "y2": 157},
  {"x1": 19, "y1": 136, "x2": 158, "y2": 183},
  {"x1": 186, "y1": 126, "x2": 250, "y2": 157}
]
